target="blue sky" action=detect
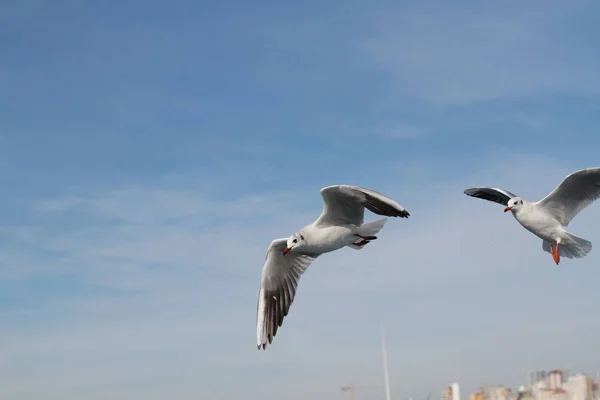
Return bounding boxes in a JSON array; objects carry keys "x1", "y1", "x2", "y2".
[{"x1": 2, "y1": 0, "x2": 600, "y2": 399}]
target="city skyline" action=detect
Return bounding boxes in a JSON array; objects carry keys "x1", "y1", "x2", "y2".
[
  {"x1": 338, "y1": 367, "x2": 600, "y2": 400},
  {"x1": 445, "y1": 369, "x2": 599, "y2": 400}
]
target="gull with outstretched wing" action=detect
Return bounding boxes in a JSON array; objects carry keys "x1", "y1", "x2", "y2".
[
  {"x1": 256, "y1": 185, "x2": 409, "y2": 350},
  {"x1": 464, "y1": 167, "x2": 600, "y2": 265}
]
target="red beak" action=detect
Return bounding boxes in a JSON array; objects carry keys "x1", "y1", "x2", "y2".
[
  {"x1": 283, "y1": 248, "x2": 291, "y2": 255},
  {"x1": 504, "y1": 207, "x2": 512, "y2": 212}
]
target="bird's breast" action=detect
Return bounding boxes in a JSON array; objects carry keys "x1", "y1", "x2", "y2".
[{"x1": 515, "y1": 208, "x2": 562, "y2": 240}]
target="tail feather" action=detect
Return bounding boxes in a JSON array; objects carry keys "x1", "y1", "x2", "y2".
[
  {"x1": 358, "y1": 218, "x2": 388, "y2": 236},
  {"x1": 542, "y1": 233, "x2": 592, "y2": 260},
  {"x1": 347, "y1": 218, "x2": 388, "y2": 251}
]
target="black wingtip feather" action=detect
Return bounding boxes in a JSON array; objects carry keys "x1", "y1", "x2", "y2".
[
  {"x1": 361, "y1": 192, "x2": 410, "y2": 219},
  {"x1": 463, "y1": 187, "x2": 513, "y2": 206}
]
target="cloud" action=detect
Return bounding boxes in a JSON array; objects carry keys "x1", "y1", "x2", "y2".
[
  {"x1": 3, "y1": 153, "x2": 600, "y2": 400},
  {"x1": 34, "y1": 187, "x2": 299, "y2": 225},
  {"x1": 360, "y1": 1, "x2": 600, "y2": 105}
]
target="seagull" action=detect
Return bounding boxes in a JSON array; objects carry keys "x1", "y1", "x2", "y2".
[
  {"x1": 464, "y1": 167, "x2": 600, "y2": 265},
  {"x1": 256, "y1": 185, "x2": 409, "y2": 350}
]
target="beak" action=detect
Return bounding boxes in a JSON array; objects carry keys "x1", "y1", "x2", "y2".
[
  {"x1": 504, "y1": 206, "x2": 512, "y2": 212},
  {"x1": 282, "y1": 248, "x2": 291, "y2": 256}
]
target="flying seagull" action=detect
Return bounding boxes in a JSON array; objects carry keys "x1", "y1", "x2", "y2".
[
  {"x1": 256, "y1": 185, "x2": 409, "y2": 350},
  {"x1": 464, "y1": 167, "x2": 600, "y2": 265}
]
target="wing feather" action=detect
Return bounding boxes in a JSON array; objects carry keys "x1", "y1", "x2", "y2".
[
  {"x1": 463, "y1": 187, "x2": 518, "y2": 206},
  {"x1": 256, "y1": 239, "x2": 319, "y2": 350},
  {"x1": 537, "y1": 167, "x2": 600, "y2": 226},
  {"x1": 314, "y1": 185, "x2": 409, "y2": 227}
]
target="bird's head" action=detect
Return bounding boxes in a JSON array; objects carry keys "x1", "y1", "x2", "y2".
[
  {"x1": 283, "y1": 232, "x2": 306, "y2": 256},
  {"x1": 504, "y1": 197, "x2": 524, "y2": 213}
]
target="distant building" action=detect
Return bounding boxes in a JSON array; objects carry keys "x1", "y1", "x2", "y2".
[
  {"x1": 481, "y1": 385, "x2": 516, "y2": 400},
  {"x1": 517, "y1": 388, "x2": 535, "y2": 400},
  {"x1": 530, "y1": 372, "x2": 549, "y2": 388},
  {"x1": 442, "y1": 383, "x2": 461, "y2": 400},
  {"x1": 531, "y1": 369, "x2": 579, "y2": 400},
  {"x1": 453, "y1": 383, "x2": 461, "y2": 400},
  {"x1": 548, "y1": 370, "x2": 564, "y2": 390},
  {"x1": 443, "y1": 385, "x2": 452, "y2": 400},
  {"x1": 563, "y1": 374, "x2": 594, "y2": 400}
]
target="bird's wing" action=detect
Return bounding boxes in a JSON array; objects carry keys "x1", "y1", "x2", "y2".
[
  {"x1": 313, "y1": 185, "x2": 409, "y2": 228},
  {"x1": 256, "y1": 238, "x2": 319, "y2": 350},
  {"x1": 463, "y1": 187, "x2": 518, "y2": 206},
  {"x1": 537, "y1": 167, "x2": 600, "y2": 226}
]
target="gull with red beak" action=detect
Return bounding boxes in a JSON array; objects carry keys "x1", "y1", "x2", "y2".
[
  {"x1": 464, "y1": 167, "x2": 600, "y2": 266},
  {"x1": 256, "y1": 185, "x2": 410, "y2": 350}
]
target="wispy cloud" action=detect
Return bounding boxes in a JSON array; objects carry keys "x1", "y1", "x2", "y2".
[{"x1": 360, "y1": 1, "x2": 600, "y2": 105}]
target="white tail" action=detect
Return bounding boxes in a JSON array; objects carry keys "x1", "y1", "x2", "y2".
[
  {"x1": 347, "y1": 218, "x2": 388, "y2": 250},
  {"x1": 358, "y1": 218, "x2": 388, "y2": 237},
  {"x1": 542, "y1": 233, "x2": 592, "y2": 259}
]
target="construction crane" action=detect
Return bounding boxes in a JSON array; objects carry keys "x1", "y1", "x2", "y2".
[
  {"x1": 340, "y1": 324, "x2": 390, "y2": 400},
  {"x1": 341, "y1": 383, "x2": 382, "y2": 400}
]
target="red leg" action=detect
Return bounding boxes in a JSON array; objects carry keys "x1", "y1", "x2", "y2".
[
  {"x1": 550, "y1": 243, "x2": 560, "y2": 265},
  {"x1": 353, "y1": 239, "x2": 370, "y2": 247}
]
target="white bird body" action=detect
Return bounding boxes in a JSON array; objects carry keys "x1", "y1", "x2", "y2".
[
  {"x1": 464, "y1": 167, "x2": 600, "y2": 265},
  {"x1": 297, "y1": 223, "x2": 357, "y2": 254},
  {"x1": 510, "y1": 201, "x2": 564, "y2": 243},
  {"x1": 255, "y1": 185, "x2": 409, "y2": 350},
  {"x1": 297, "y1": 217, "x2": 390, "y2": 254}
]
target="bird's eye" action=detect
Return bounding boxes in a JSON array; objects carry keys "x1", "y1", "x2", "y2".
[
  {"x1": 293, "y1": 239, "x2": 298, "y2": 243},
  {"x1": 300, "y1": 235, "x2": 304, "y2": 240}
]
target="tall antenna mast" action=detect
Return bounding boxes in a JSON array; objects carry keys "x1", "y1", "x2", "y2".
[{"x1": 381, "y1": 324, "x2": 392, "y2": 400}]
